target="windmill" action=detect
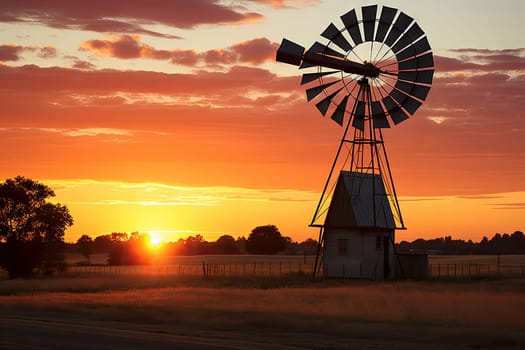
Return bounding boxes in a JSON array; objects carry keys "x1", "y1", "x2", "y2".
[{"x1": 276, "y1": 5, "x2": 434, "y2": 279}]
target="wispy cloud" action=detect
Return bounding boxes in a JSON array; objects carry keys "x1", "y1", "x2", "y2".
[
  {"x1": 80, "y1": 35, "x2": 278, "y2": 67},
  {"x1": 0, "y1": 44, "x2": 57, "y2": 62},
  {"x1": 45, "y1": 179, "x2": 319, "y2": 207},
  {"x1": 0, "y1": 127, "x2": 166, "y2": 138},
  {"x1": 0, "y1": 0, "x2": 264, "y2": 37},
  {"x1": 490, "y1": 203, "x2": 525, "y2": 210}
]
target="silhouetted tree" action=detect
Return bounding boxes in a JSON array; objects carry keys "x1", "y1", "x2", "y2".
[
  {"x1": 76, "y1": 234, "x2": 94, "y2": 264},
  {"x1": 182, "y1": 234, "x2": 206, "y2": 255},
  {"x1": 93, "y1": 234, "x2": 113, "y2": 253},
  {"x1": 0, "y1": 176, "x2": 73, "y2": 278},
  {"x1": 215, "y1": 235, "x2": 240, "y2": 254},
  {"x1": 107, "y1": 232, "x2": 152, "y2": 265},
  {"x1": 246, "y1": 225, "x2": 287, "y2": 255}
]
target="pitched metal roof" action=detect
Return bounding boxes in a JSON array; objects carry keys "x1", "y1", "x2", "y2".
[{"x1": 325, "y1": 171, "x2": 396, "y2": 229}]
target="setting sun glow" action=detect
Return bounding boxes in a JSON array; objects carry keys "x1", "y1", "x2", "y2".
[{"x1": 148, "y1": 235, "x2": 162, "y2": 248}]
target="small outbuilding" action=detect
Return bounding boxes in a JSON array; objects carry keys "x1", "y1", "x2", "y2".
[
  {"x1": 323, "y1": 171, "x2": 396, "y2": 279},
  {"x1": 395, "y1": 253, "x2": 429, "y2": 280}
]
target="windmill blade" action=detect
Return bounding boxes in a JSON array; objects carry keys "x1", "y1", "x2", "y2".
[
  {"x1": 315, "y1": 87, "x2": 345, "y2": 115},
  {"x1": 352, "y1": 100, "x2": 366, "y2": 130},
  {"x1": 306, "y1": 80, "x2": 339, "y2": 101},
  {"x1": 371, "y1": 101, "x2": 390, "y2": 128},
  {"x1": 276, "y1": 38, "x2": 305, "y2": 66},
  {"x1": 395, "y1": 81, "x2": 431, "y2": 101},
  {"x1": 375, "y1": 6, "x2": 397, "y2": 42},
  {"x1": 382, "y1": 95, "x2": 409, "y2": 124},
  {"x1": 398, "y1": 52, "x2": 434, "y2": 70},
  {"x1": 308, "y1": 41, "x2": 346, "y2": 59},
  {"x1": 301, "y1": 70, "x2": 339, "y2": 85},
  {"x1": 390, "y1": 89, "x2": 422, "y2": 115},
  {"x1": 396, "y1": 36, "x2": 431, "y2": 61},
  {"x1": 390, "y1": 22, "x2": 425, "y2": 54},
  {"x1": 341, "y1": 9, "x2": 363, "y2": 45},
  {"x1": 330, "y1": 95, "x2": 349, "y2": 126},
  {"x1": 362, "y1": 5, "x2": 378, "y2": 42},
  {"x1": 384, "y1": 12, "x2": 413, "y2": 47},
  {"x1": 321, "y1": 23, "x2": 352, "y2": 52},
  {"x1": 301, "y1": 41, "x2": 346, "y2": 68},
  {"x1": 398, "y1": 69, "x2": 434, "y2": 85}
]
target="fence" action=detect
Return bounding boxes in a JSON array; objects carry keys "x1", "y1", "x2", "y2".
[
  {"x1": 69, "y1": 261, "x2": 313, "y2": 277},
  {"x1": 429, "y1": 263, "x2": 525, "y2": 279},
  {"x1": 67, "y1": 261, "x2": 525, "y2": 279}
]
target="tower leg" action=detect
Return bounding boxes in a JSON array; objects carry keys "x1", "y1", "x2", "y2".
[{"x1": 312, "y1": 226, "x2": 324, "y2": 279}]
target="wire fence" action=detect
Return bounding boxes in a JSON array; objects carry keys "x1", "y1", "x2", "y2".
[
  {"x1": 64, "y1": 253, "x2": 525, "y2": 280},
  {"x1": 68, "y1": 262, "x2": 525, "y2": 279},
  {"x1": 69, "y1": 261, "x2": 314, "y2": 277},
  {"x1": 429, "y1": 263, "x2": 525, "y2": 279}
]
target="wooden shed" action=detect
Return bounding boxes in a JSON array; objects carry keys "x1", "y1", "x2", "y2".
[{"x1": 323, "y1": 171, "x2": 396, "y2": 279}]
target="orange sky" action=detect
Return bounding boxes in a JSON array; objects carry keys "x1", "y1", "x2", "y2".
[{"x1": 0, "y1": 1, "x2": 523, "y2": 243}]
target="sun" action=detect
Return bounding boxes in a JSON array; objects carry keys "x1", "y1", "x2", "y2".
[{"x1": 148, "y1": 235, "x2": 162, "y2": 248}]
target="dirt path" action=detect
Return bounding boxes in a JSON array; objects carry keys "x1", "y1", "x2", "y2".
[
  {"x1": 2, "y1": 310, "x2": 521, "y2": 350},
  {"x1": 1, "y1": 314, "x2": 301, "y2": 350}
]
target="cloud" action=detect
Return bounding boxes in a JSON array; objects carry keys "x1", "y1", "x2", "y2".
[
  {"x1": 0, "y1": 44, "x2": 28, "y2": 61},
  {"x1": 37, "y1": 46, "x2": 57, "y2": 59},
  {"x1": 0, "y1": 44, "x2": 58, "y2": 62},
  {"x1": 491, "y1": 203, "x2": 525, "y2": 210},
  {"x1": 0, "y1": 127, "x2": 133, "y2": 137},
  {"x1": 449, "y1": 48, "x2": 525, "y2": 55},
  {"x1": 244, "y1": 0, "x2": 321, "y2": 8},
  {"x1": 46, "y1": 179, "x2": 318, "y2": 207},
  {"x1": 435, "y1": 49, "x2": 525, "y2": 72},
  {"x1": 230, "y1": 37, "x2": 279, "y2": 65},
  {"x1": 0, "y1": 0, "x2": 263, "y2": 38},
  {"x1": 72, "y1": 60, "x2": 96, "y2": 70},
  {"x1": 80, "y1": 35, "x2": 278, "y2": 67},
  {"x1": 0, "y1": 64, "x2": 298, "y2": 96},
  {"x1": 457, "y1": 195, "x2": 505, "y2": 200}
]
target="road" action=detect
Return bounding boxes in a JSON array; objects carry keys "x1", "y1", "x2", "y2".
[{"x1": 0, "y1": 316, "x2": 302, "y2": 350}]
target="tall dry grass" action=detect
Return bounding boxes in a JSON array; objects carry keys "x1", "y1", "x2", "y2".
[
  {"x1": 2, "y1": 277, "x2": 524, "y2": 329},
  {"x1": 2, "y1": 275, "x2": 525, "y2": 348}
]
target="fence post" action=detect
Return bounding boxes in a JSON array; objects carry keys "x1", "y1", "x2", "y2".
[{"x1": 202, "y1": 261, "x2": 206, "y2": 277}]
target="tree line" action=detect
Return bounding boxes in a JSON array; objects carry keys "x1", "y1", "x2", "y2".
[
  {"x1": 396, "y1": 231, "x2": 525, "y2": 255},
  {"x1": 74, "y1": 226, "x2": 319, "y2": 266}
]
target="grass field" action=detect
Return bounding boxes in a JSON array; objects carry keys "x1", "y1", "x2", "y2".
[{"x1": 2, "y1": 267, "x2": 525, "y2": 349}]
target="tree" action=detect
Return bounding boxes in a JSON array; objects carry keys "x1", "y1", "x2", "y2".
[
  {"x1": 215, "y1": 235, "x2": 239, "y2": 254},
  {"x1": 246, "y1": 225, "x2": 287, "y2": 255},
  {"x1": 93, "y1": 234, "x2": 113, "y2": 253},
  {"x1": 76, "y1": 234, "x2": 94, "y2": 264},
  {"x1": 107, "y1": 232, "x2": 152, "y2": 265},
  {"x1": 0, "y1": 176, "x2": 73, "y2": 278}
]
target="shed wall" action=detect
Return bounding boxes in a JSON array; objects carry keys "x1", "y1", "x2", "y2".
[{"x1": 323, "y1": 228, "x2": 395, "y2": 279}]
